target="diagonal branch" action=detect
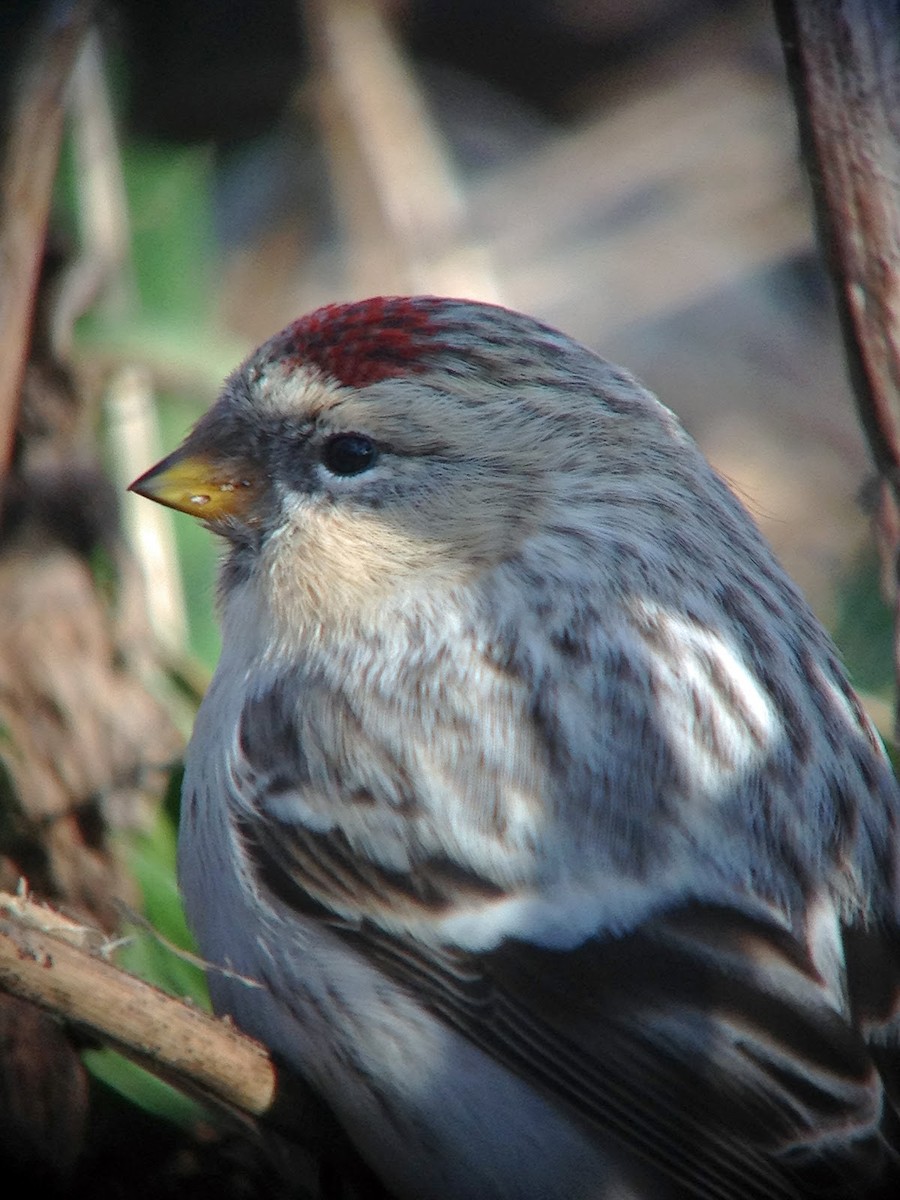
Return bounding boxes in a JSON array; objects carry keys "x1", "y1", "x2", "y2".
[
  {"x1": 0, "y1": 1, "x2": 95, "y2": 511},
  {"x1": 773, "y1": 1, "x2": 900, "y2": 730},
  {"x1": 0, "y1": 890, "x2": 275, "y2": 1121}
]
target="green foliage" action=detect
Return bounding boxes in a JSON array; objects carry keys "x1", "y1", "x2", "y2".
[
  {"x1": 118, "y1": 767, "x2": 208, "y2": 1007},
  {"x1": 83, "y1": 768, "x2": 212, "y2": 1127},
  {"x1": 76, "y1": 138, "x2": 242, "y2": 378},
  {"x1": 81, "y1": 1047, "x2": 205, "y2": 1128},
  {"x1": 156, "y1": 396, "x2": 223, "y2": 670},
  {"x1": 123, "y1": 142, "x2": 215, "y2": 324},
  {"x1": 832, "y1": 546, "x2": 895, "y2": 698},
  {"x1": 89, "y1": 543, "x2": 121, "y2": 608}
]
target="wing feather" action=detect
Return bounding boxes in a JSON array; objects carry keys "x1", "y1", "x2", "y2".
[
  {"x1": 237, "y1": 803, "x2": 900, "y2": 1198},
  {"x1": 225, "y1": 685, "x2": 900, "y2": 1198}
]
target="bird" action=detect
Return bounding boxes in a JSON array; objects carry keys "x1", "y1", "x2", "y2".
[{"x1": 130, "y1": 295, "x2": 900, "y2": 1200}]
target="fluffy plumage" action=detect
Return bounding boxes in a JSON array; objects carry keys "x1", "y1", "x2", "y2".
[{"x1": 131, "y1": 296, "x2": 900, "y2": 1199}]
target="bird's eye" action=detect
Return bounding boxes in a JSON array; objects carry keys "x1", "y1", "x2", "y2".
[{"x1": 321, "y1": 433, "x2": 378, "y2": 477}]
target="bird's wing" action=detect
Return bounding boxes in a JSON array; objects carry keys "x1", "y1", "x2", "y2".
[
  {"x1": 220, "y1": 672, "x2": 900, "y2": 1198},
  {"x1": 234, "y1": 800, "x2": 900, "y2": 1200}
]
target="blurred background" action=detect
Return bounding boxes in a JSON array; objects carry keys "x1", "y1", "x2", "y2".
[{"x1": 0, "y1": 0, "x2": 893, "y2": 1195}]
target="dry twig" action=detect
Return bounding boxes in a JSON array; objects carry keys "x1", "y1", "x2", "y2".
[
  {"x1": 774, "y1": 0, "x2": 900, "y2": 730},
  {"x1": 0, "y1": 890, "x2": 276, "y2": 1120},
  {"x1": 0, "y1": 1, "x2": 94, "y2": 508}
]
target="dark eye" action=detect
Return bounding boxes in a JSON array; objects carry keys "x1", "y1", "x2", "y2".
[{"x1": 321, "y1": 433, "x2": 378, "y2": 477}]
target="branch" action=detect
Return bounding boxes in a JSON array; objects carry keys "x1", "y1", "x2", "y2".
[
  {"x1": 0, "y1": 2, "x2": 95, "y2": 510},
  {"x1": 773, "y1": 0, "x2": 900, "y2": 729},
  {"x1": 0, "y1": 891, "x2": 276, "y2": 1120}
]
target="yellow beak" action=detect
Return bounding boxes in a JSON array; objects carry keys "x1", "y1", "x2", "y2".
[{"x1": 128, "y1": 447, "x2": 260, "y2": 521}]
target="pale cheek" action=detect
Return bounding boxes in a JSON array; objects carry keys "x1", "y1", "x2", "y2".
[
  {"x1": 261, "y1": 506, "x2": 469, "y2": 633},
  {"x1": 411, "y1": 480, "x2": 535, "y2": 567}
]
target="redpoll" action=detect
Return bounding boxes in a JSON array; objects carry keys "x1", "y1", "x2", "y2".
[{"x1": 131, "y1": 296, "x2": 900, "y2": 1199}]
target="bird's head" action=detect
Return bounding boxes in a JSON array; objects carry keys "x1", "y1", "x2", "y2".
[{"x1": 129, "y1": 296, "x2": 709, "y2": 633}]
